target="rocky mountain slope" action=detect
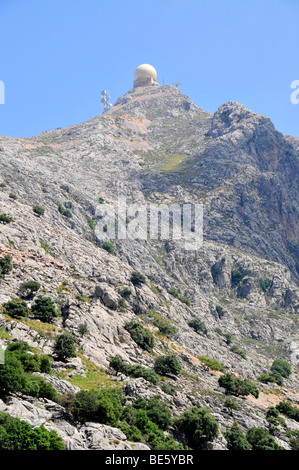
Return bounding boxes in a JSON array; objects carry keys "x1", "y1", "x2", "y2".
[{"x1": 0, "y1": 84, "x2": 298, "y2": 450}]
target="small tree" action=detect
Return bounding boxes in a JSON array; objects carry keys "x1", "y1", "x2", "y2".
[
  {"x1": 120, "y1": 287, "x2": 132, "y2": 299},
  {"x1": 40, "y1": 355, "x2": 52, "y2": 374},
  {"x1": 225, "y1": 421, "x2": 251, "y2": 450},
  {"x1": 3, "y1": 299, "x2": 29, "y2": 319},
  {"x1": 18, "y1": 280, "x2": 41, "y2": 299},
  {"x1": 124, "y1": 321, "x2": 154, "y2": 352},
  {"x1": 153, "y1": 318, "x2": 176, "y2": 338},
  {"x1": 218, "y1": 373, "x2": 259, "y2": 399},
  {"x1": 270, "y1": 359, "x2": 291, "y2": 379},
  {"x1": 188, "y1": 318, "x2": 207, "y2": 335},
  {"x1": 0, "y1": 214, "x2": 13, "y2": 224},
  {"x1": 154, "y1": 354, "x2": 181, "y2": 376},
  {"x1": 0, "y1": 254, "x2": 13, "y2": 276},
  {"x1": 0, "y1": 413, "x2": 65, "y2": 450},
  {"x1": 224, "y1": 398, "x2": 239, "y2": 415},
  {"x1": 78, "y1": 323, "x2": 89, "y2": 336},
  {"x1": 53, "y1": 333, "x2": 76, "y2": 362},
  {"x1": 73, "y1": 389, "x2": 124, "y2": 427},
  {"x1": 33, "y1": 205, "x2": 45, "y2": 217},
  {"x1": 25, "y1": 375, "x2": 57, "y2": 401},
  {"x1": 174, "y1": 407, "x2": 219, "y2": 450},
  {"x1": 31, "y1": 296, "x2": 57, "y2": 323},
  {"x1": 246, "y1": 427, "x2": 282, "y2": 450},
  {"x1": 0, "y1": 354, "x2": 27, "y2": 397},
  {"x1": 131, "y1": 271, "x2": 146, "y2": 286},
  {"x1": 102, "y1": 241, "x2": 114, "y2": 254},
  {"x1": 144, "y1": 396, "x2": 172, "y2": 431}
]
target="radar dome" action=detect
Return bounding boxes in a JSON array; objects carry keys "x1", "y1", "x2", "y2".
[{"x1": 134, "y1": 64, "x2": 159, "y2": 88}]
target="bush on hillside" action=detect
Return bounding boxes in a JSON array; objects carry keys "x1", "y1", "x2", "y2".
[
  {"x1": 0, "y1": 412, "x2": 64, "y2": 450},
  {"x1": 53, "y1": 333, "x2": 76, "y2": 362},
  {"x1": 124, "y1": 321, "x2": 155, "y2": 351},
  {"x1": 174, "y1": 407, "x2": 219, "y2": 450},
  {"x1": 31, "y1": 296, "x2": 57, "y2": 323},
  {"x1": 154, "y1": 354, "x2": 181, "y2": 376},
  {"x1": 3, "y1": 299, "x2": 29, "y2": 319}
]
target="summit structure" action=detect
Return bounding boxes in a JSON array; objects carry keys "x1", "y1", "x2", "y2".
[{"x1": 133, "y1": 63, "x2": 159, "y2": 88}]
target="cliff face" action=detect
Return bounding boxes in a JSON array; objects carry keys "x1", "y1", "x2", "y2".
[{"x1": 0, "y1": 85, "x2": 298, "y2": 450}]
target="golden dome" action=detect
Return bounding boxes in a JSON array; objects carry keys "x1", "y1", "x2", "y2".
[{"x1": 134, "y1": 64, "x2": 157, "y2": 81}]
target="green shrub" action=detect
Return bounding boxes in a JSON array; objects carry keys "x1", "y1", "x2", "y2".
[
  {"x1": 270, "y1": 359, "x2": 291, "y2": 379},
  {"x1": 119, "y1": 421, "x2": 143, "y2": 442},
  {"x1": 18, "y1": 353, "x2": 41, "y2": 373},
  {"x1": 53, "y1": 333, "x2": 76, "y2": 362},
  {"x1": 31, "y1": 296, "x2": 57, "y2": 323},
  {"x1": 286, "y1": 430, "x2": 299, "y2": 450},
  {"x1": 131, "y1": 271, "x2": 146, "y2": 286},
  {"x1": 266, "y1": 406, "x2": 280, "y2": 419},
  {"x1": 276, "y1": 401, "x2": 299, "y2": 422},
  {"x1": 3, "y1": 299, "x2": 29, "y2": 319},
  {"x1": 132, "y1": 396, "x2": 172, "y2": 431},
  {"x1": 160, "y1": 383, "x2": 176, "y2": 396},
  {"x1": 109, "y1": 356, "x2": 160, "y2": 385},
  {"x1": 198, "y1": 355, "x2": 224, "y2": 372},
  {"x1": 231, "y1": 269, "x2": 244, "y2": 286},
  {"x1": 169, "y1": 288, "x2": 191, "y2": 306},
  {"x1": 73, "y1": 388, "x2": 124, "y2": 426},
  {"x1": 246, "y1": 427, "x2": 282, "y2": 450},
  {"x1": 87, "y1": 217, "x2": 96, "y2": 231},
  {"x1": 225, "y1": 421, "x2": 251, "y2": 450},
  {"x1": 6, "y1": 343, "x2": 52, "y2": 375},
  {"x1": 117, "y1": 297, "x2": 126, "y2": 310},
  {"x1": 6, "y1": 341, "x2": 31, "y2": 353},
  {"x1": 154, "y1": 354, "x2": 181, "y2": 376},
  {"x1": 258, "y1": 372, "x2": 283, "y2": 386},
  {"x1": 78, "y1": 323, "x2": 89, "y2": 336},
  {"x1": 0, "y1": 354, "x2": 27, "y2": 397},
  {"x1": 259, "y1": 278, "x2": 272, "y2": 293},
  {"x1": 40, "y1": 355, "x2": 52, "y2": 374},
  {"x1": 218, "y1": 373, "x2": 259, "y2": 398},
  {"x1": 169, "y1": 287, "x2": 179, "y2": 298},
  {"x1": 102, "y1": 241, "x2": 114, "y2": 254},
  {"x1": 33, "y1": 205, "x2": 45, "y2": 217},
  {"x1": 216, "y1": 305, "x2": 224, "y2": 318},
  {"x1": 153, "y1": 318, "x2": 176, "y2": 338},
  {"x1": 57, "y1": 203, "x2": 72, "y2": 218},
  {"x1": 18, "y1": 280, "x2": 41, "y2": 299},
  {"x1": 25, "y1": 375, "x2": 57, "y2": 401},
  {"x1": 188, "y1": 318, "x2": 207, "y2": 335},
  {"x1": 0, "y1": 214, "x2": 13, "y2": 224},
  {"x1": 224, "y1": 398, "x2": 239, "y2": 413},
  {"x1": 174, "y1": 407, "x2": 219, "y2": 450},
  {"x1": 258, "y1": 373, "x2": 278, "y2": 384},
  {"x1": 225, "y1": 333, "x2": 232, "y2": 345},
  {"x1": 0, "y1": 412, "x2": 65, "y2": 450},
  {"x1": 230, "y1": 345, "x2": 247, "y2": 360},
  {"x1": 120, "y1": 287, "x2": 132, "y2": 299},
  {"x1": 0, "y1": 254, "x2": 13, "y2": 276},
  {"x1": 124, "y1": 320, "x2": 154, "y2": 351}
]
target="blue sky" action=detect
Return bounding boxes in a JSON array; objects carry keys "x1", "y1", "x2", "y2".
[{"x1": 0, "y1": 0, "x2": 298, "y2": 138}]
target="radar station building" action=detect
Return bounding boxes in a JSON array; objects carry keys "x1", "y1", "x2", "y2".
[{"x1": 134, "y1": 64, "x2": 159, "y2": 88}]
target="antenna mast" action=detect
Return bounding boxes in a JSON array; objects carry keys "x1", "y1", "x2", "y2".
[{"x1": 101, "y1": 90, "x2": 112, "y2": 112}]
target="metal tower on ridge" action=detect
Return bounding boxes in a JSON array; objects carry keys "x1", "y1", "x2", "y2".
[{"x1": 101, "y1": 90, "x2": 112, "y2": 112}]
